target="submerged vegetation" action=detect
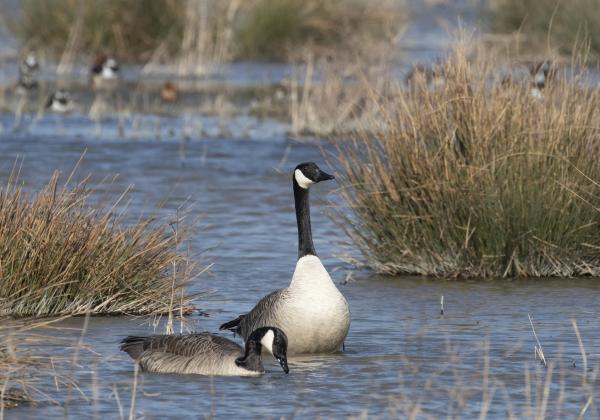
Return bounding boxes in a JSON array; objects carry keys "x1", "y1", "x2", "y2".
[
  {"x1": 489, "y1": 0, "x2": 600, "y2": 58},
  {"x1": 0, "y1": 165, "x2": 198, "y2": 317},
  {"x1": 336, "y1": 41, "x2": 600, "y2": 278},
  {"x1": 4, "y1": 0, "x2": 404, "y2": 63}
]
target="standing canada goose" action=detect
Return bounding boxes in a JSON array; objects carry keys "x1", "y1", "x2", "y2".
[
  {"x1": 220, "y1": 162, "x2": 350, "y2": 355},
  {"x1": 120, "y1": 327, "x2": 289, "y2": 376}
]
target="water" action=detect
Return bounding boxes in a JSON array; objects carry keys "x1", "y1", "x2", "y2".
[{"x1": 1, "y1": 113, "x2": 599, "y2": 419}]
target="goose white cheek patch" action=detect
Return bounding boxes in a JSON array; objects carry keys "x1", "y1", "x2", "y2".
[
  {"x1": 294, "y1": 169, "x2": 314, "y2": 189},
  {"x1": 260, "y1": 330, "x2": 275, "y2": 354}
]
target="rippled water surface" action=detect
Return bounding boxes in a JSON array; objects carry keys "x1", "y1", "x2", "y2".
[{"x1": 2, "y1": 111, "x2": 600, "y2": 419}]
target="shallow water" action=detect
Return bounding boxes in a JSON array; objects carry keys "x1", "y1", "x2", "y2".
[{"x1": 1, "y1": 113, "x2": 599, "y2": 419}]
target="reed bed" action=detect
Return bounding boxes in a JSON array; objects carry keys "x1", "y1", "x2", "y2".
[
  {"x1": 374, "y1": 335, "x2": 598, "y2": 418},
  {"x1": 489, "y1": 0, "x2": 600, "y2": 58},
  {"x1": 236, "y1": 0, "x2": 403, "y2": 60},
  {"x1": 335, "y1": 41, "x2": 600, "y2": 278},
  {"x1": 6, "y1": 0, "x2": 183, "y2": 62},
  {"x1": 288, "y1": 49, "x2": 396, "y2": 137},
  {"x1": 4, "y1": 0, "x2": 405, "y2": 64},
  {"x1": 0, "y1": 165, "x2": 199, "y2": 317}
]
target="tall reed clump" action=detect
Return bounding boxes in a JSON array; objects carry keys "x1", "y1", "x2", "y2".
[
  {"x1": 0, "y1": 168, "x2": 198, "y2": 317},
  {"x1": 489, "y1": 0, "x2": 600, "y2": 58},
  {"x1": 285, "y1": 0, "x2": 404, "y2": 136},
  {"x1": 335, "y1": 41, "x2": 600, "y2": 278},
  {"x1": 236, "y1": 0, "x2": 403, "y2": 60},
  {"x1": 6, "y1": 0, "x2": 183, "y2": 61},
  {"x1": 4, "y1": 0, "x2": 405, "y2": 63},
  {"x1": 288, "y1": 49, "x2": 395, "y2": 136}
]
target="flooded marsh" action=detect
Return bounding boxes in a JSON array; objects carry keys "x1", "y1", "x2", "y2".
[
  {"x1": 1, "y1": 0, "x2": 600, "y2": 418},
  {"x1": 0, "y1": 114, "x2": 597, "y2": 418}
]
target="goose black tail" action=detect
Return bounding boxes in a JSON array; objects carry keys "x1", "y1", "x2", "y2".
[{"x1": 219, "y1": 315, "x2": 244, "y2": 333}]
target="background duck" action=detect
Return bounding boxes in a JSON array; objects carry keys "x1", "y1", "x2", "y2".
[
  {"x1": 91, "y1": 53, "x2": 119, "y2": 90},
  {"x1": 46, "y1": 89, "x2": 72, "y2": 113},
  {"x1": 16, "y1": 52, "x2": 39, "y2": 94}
]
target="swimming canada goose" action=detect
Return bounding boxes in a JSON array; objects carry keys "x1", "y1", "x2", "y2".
[
  {"x1": 120, "y1": 327, "x2": 289, "y2": 376},
  {"x1": 46, "y1": 90, "x2": 72, "y2": 113},
  {"x1": 220, "y1": 162, "x2": 350, "y2": 355}
]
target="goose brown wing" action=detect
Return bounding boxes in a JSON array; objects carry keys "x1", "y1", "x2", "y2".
[
  {"x1": 121, "y1": 333, "x2": 242, "y2": 359},
  {"x1": 237, "y1": 288, "x2": 289, "y2": 339}
]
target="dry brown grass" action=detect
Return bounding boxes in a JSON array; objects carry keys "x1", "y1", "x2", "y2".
[
  {"x1": 0, "y1": 162, "x2": 201, "y2": 317},
  {"x1": 0, "y1": 317, "x2": 83, "y2": 410},
  {"x1": 488, "y1": 0, "x2": 600, "y2": 59},
  {"x1": 288, "y1": 49, "x2": 395, "y2": 137},
  {"x1": 4, "y1": 0, "x2": 406, "y2": 64},
  {"x1": 335, "y1": 39, "x2": 600, "y2": 277}
]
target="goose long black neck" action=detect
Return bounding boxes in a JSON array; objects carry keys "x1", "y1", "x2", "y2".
[
  {"x1": 235, "y1": 339, "x2": 263, "y2": 373},
  {"x1": 293, "y1": 177, "x2": 316, "y2": 258}
]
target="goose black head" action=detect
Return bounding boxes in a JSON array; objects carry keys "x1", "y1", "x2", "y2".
[
  {"x1": 252, "y1": 327, "x2": 289, "y2": 374},
  {"x1": 293, "y1": 162, "x2": 335, "y2": 189}
]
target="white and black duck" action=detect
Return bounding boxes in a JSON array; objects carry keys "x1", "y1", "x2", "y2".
[{"x1": 46, "y1": 90, "x2": 72, "y2": 113}]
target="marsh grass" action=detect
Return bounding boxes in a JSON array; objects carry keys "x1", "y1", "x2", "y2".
[
  {"x1": 236, "y1": 0, "x2": 403, "y2": 61},
  {"x1": 377, "y1": 335, "x2": 599, "y2": 418},
  {"x1": 3, "y1": 0, "x2": 404, "y2": 64},
  {"x1": 335, "y1": 40, "x2": 600, "y2": 277},
  {"x1": 0, "y1": 317, "x2": 83, "y2": 410},
  {"x1": 289, "y1": 50, "x2": 394, "y2": 137},
  {"x1": 489, "y1": 0, "x2": 600, "y2": 58},
  {"x1": 0, "y1": 162, "x2": 200, "y2": 317},
  {"x1": 5, "y1": 0, "x2": 183, "y2": 62}
]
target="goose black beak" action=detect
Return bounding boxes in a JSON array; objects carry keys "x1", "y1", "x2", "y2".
[
  {"x1": 277, "y1": 357, "x2": 289, "y2": 374},
  {"x1": 316, "y1": 171, "x2": 335, "y2": 182}
]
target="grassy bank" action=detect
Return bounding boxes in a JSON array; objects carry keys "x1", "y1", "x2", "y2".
[
  {"x1": 4, "y1": 0, "x2": 404, "y2": 63},
  {"x1": 335, "y1": 41, "x2": 600, "y2": 278},
  {"x1": 489, "y1": 0, "x2": 600, "y2": 58},
  {"x1": 0, "y1": 166, "x2": 198, "y2": 317}
]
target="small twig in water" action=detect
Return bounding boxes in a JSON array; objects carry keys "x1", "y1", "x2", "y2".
[
  {"x1": 571, "y1": 319, "x2": 587, "y2": 385},
  {"x1": 528, "y1": 313, "x2": 547, "y2": 367},
  {"x1": 128, "y1": 364, "x2": 139, "y2": 420}
]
